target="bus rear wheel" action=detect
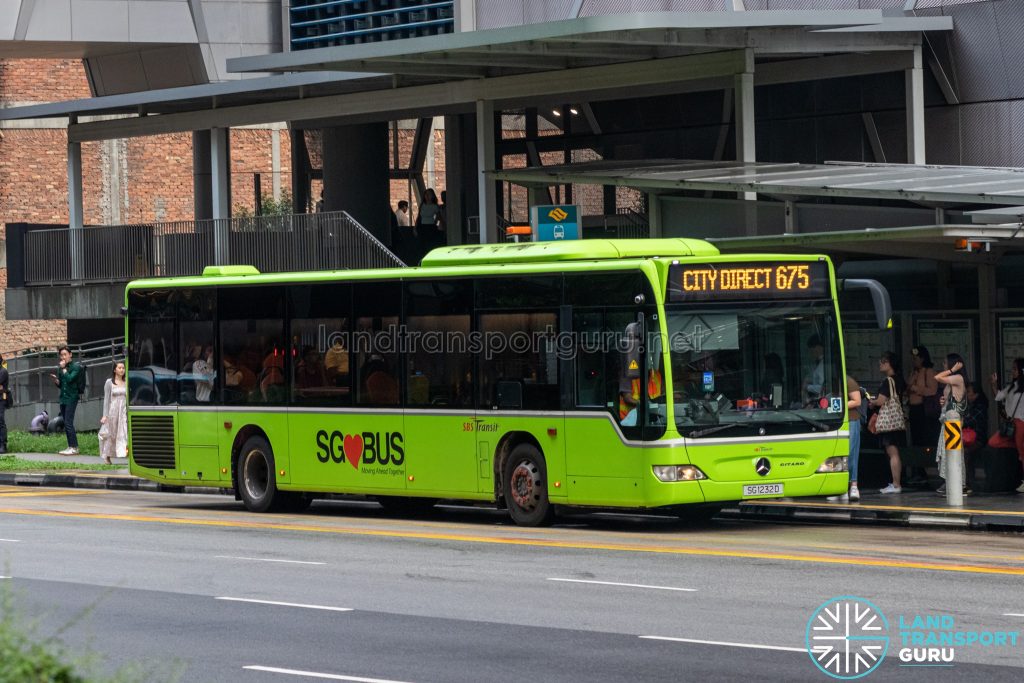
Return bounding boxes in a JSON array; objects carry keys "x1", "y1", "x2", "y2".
[
  {"x1": 237, "y1": 436, "x2": 278, "y2": 513},
  {"x1": 503, "y1": 444, "x2": 554, "y2": 527}
]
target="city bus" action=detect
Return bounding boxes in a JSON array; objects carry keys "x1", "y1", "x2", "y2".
[{"x1": 125, "y1": 238, "x2": 890, "y2": 526}]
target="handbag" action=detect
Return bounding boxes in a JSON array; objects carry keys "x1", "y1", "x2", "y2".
[
  {"x1": 962, "y1": 426, "x2": 977, "y2": 448},
  {"x1": 98, "y1": 421, "x2": 110, "y2": 442},
  {"x1": 1000, "y1": 392, "x2": 1022, "y2": 438},
  {"x1": 873, "y1": 376, "x2": 906, "y2": 433}
]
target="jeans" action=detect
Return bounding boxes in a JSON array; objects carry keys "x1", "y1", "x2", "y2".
[
  {"x1": 60, "y1": 400, "x2": 79, "y2": 448},
  {"x1": 849, "y1": 419, "x2": 862, "y2": 484}
]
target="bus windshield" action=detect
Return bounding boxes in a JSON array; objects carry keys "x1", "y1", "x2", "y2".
[{"x1": 667, "y1": 301, "x2": 844, "y2": 437}]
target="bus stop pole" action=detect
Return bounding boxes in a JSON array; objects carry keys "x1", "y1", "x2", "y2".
[{"x1": 944, "y1": 418, "x2": 963, "y2": 507}]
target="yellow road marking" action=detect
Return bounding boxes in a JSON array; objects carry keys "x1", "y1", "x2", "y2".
[
  {"x1": 0, "y1": 506, "x2": 1022, "y2": 576},
  {"x1": 748, "y1": 499, "x2": 1024, "y2": 518},
  {"x1": 0, "y1": 490, "x2": 109, "y2": 498}
]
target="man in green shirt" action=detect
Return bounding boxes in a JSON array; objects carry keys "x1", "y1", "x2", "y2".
[{"x1": 50, "y1": 346, "x2": 83, "y2": 455}]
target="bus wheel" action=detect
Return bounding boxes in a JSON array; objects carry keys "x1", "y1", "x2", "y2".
[
  {"x1": 376, "y1": 496, "x2": 437, "y2": 516},
  {"x1": 503, "y1": 444, "x2": 554, "y2": 527},
  {"x1": 237, "y1": 436, "x2": 278, "y2": 513}
]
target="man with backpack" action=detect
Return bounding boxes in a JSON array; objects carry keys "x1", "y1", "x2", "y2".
[{"x1": 50, "y1": 345, "x2": 84, "y2": 456}]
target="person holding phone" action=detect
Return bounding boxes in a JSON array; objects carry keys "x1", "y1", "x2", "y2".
[{"x1": 49, "y1": 345, "x2": 83, "y2": 456}]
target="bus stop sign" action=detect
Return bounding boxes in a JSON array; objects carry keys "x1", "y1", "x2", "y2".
[{"x1": 531, "y1": 205, "x2": 580, "y2": 241}]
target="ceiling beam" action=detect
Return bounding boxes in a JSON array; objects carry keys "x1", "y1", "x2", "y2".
[{"x1": 68, "y1": 50, "x2": 750, "y2": 142}]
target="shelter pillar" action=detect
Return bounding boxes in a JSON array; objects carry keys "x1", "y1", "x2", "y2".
[
  {"x1": 476, "y1": 99, "x2": 497, "y2": 244},
  {"x1": 67, "y1": 129, "x2": 84, "y2": 282},
  {"x1": 322, "y1": 122, "x2": 390, "y2": 243},
  {"x1": 193, "y1": 130, "x2": 213, "y2": 221},
  {"x1": 211, "y1": 127, "x2": 231, "y2": 265},
  {"x1": 647, "y1": 193, "x2": 662, "y2": 238},
  {"x1": 978, "y1": 264, "x2": 998, "y2": 435},
  {"x1": 734, "y1": 48, "x2": 757, "y2": 235},
  {"x1": 906, "y1": 46, "x2": 925, "y2": 164}
]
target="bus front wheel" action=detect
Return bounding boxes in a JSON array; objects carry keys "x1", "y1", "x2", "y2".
[
  {"x1": 502, "y1": 444, "x2": 554, "y2": 527},
  {"x1": 237, "y1": 436, "x2": 278, "y2": 513}
]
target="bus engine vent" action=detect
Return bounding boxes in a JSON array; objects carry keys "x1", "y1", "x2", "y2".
[{"x1": 129, "y1": 415, "x2": 176, "y2": 469}]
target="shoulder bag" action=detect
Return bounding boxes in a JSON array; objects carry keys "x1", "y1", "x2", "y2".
[
  {"x1": 873, "y1": 376, "x2": 906, "y2": 433},
  {"x1": 999, "y1": 391, "x2": 1021, "y2": 438}
]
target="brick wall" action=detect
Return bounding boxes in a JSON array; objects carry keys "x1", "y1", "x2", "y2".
[{"x1": 0, "y1": 59, "x2": 289, "y2": 353}]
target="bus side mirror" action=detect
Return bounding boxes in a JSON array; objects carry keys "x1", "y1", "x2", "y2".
[{"x1": 839, "y1": 279, "x2": 893, "y2": 331}]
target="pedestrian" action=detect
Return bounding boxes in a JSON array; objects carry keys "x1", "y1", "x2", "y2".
[
  {"x1": 49, "y1": 345, "x2": 84, "y2": 456},
  {"x1": 0, "y1": 353, "x2": 9, "y2": 454},
  {"x1": 963, "y1": 381, "x2": 989, "y2": 448},
  {"x1": 991, "y1": 358, "x2": 1024, "y2": 493},
  {"x1": 100, "y1": 361, "x2": 128, "y2": 464},
  {"x1": 906, "y1": 345, "x2": 939, "y2": 484},
  {"x1": 395, "y1": 200, "x2": 411, "y2": 228},
  {"x1": 934, "y1": 354, "x2": 968, "y2": 495},
  {"x1": 414, "y1": 188, "x2": 441, "y2": 263},
  {"x1": 392, "y1": 200, "x2": 415, "y2": 264},
  {"x1": 828, "y1": 374, "x2": 863, "y2": 502},
  {"x1": 871, "y1": 351, "x2": 907, "y2": 494},
  {"x1": 29, "y1": 410, "x2": 49, "y2": 435}
]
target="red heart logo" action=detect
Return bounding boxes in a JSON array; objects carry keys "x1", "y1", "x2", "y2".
[{"x1": 343, "y1": 434, "x2": 363, "y2": 470}]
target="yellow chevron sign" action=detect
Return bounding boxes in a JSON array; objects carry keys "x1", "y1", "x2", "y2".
[{"x1": 944, "y1": 420, "x2": 962, "y2": 451}]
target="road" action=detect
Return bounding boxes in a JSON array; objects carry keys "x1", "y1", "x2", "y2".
[{"x1": 1, "y1": 485, "x2": 1022, "y2": 682}]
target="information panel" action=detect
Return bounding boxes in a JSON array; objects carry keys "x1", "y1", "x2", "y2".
[
  {"x1": 667, "y1": 261, "x2": 830, "y2": 303},
  {"x1": 999, "y1": 317, "x2": 1024, "y2": 381},
  {"x1": 915, "y1": 318, "x2": 975, "y2": 380}
]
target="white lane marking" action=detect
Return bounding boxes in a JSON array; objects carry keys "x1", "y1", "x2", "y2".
[
  {"x1": 0, "y1": 576, "x2": 9, "y2": 579},
  {"x1": 640, "y1": 636, "x2": 804, "y2": 653},
  {"x1": 547, "y1": 577, "x2": 697, "y2": 592},
  {"x1": 1004, "y1": 613, "x2": 1024, "y2": 617},
  {"x1": 217, "y1": 597, "x2": 353, "y2": 612},
  {"x1": 0, "y1": 539, "x2": 21, "y2": 542},
  {"x1": 215, "y1": 555, "x2": 326, "y2": 565},
  {"x1": 243, "y1": 666, "x2": 413, "y2": 682}
]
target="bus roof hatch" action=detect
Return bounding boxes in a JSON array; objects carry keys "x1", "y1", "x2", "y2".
[{"x1": 420, "y1": 238, "x2": 719, "y2": 267}]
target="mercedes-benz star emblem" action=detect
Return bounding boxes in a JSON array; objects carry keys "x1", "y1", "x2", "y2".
[{"x1": 755, "y1": 457, "x2": 771, "y2": 477}]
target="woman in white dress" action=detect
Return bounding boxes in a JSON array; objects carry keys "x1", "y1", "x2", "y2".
[{"x1": 100, "y1": 361, "x2": 128, "y2": 464}]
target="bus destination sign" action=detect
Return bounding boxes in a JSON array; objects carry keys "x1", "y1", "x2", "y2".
[{"x1": 667, "y1": 261, "x2": 830, "y2": 302}]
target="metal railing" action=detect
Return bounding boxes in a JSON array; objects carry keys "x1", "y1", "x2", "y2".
[
  {"x1": 24, "y1": 211, "x2": 405, "y2": 286},
  {"x1": 603, "y1": 208, "x2": 650, "y2": 239},
  {"x1": 6, "y1": 336, "x2": 124, "y2": 407}
]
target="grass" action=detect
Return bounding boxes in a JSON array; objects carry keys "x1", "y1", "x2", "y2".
[
  {"x1": 0, "y1": 457, "x2": 122, "y2": 472},
  {"x1": 8, "y1": 430, "x2": 100, "y2": 457}
]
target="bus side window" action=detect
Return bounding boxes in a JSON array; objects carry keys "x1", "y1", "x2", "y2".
[
  {"x1": 353, "y1": 281, "x2": 401, "y2": 407},
  {"x1": 218, "y1": 286, "x2": 286, "y2": 406},
  {"x1": 404, "y1": 279, "x2": 472, "y2": 408},
  {"x1": 289, "y1": 284, "x2": 352, "y2": 406}
]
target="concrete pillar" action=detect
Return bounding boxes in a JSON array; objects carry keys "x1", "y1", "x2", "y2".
[
  {"x1": 211, "y1": 127, "x2": 231, "y2": 265},
  {"x1": 322, "y1": 122, "x2": 390, "y2": 242},
  {"x1": 193, "y1": 130, "x2": 213, "y2": 220},
  {"x1": 290, "y1": 128, "x2": 310, "y2": 214},
  {"x1": 67, "y1": 134, "x2": 85, "y2": 283},
  {"x1": 647, "y1": 192, "x2": 662, "y2": 238},
  {"x1": 906, "y1": 46, "x2": 925, "y2": 165},
  {"x1": 443, "y1": 115, "x2": 465, "y2": 245},
  {"x1": 734, "y1": 49, "x2": 757, "y2": 234},
  {"x1": 271, "y1": 126, "x2": 282, "y2": 202},
  {"x1": 475, "y1": 99, "x2": 497, "y2": 244}
]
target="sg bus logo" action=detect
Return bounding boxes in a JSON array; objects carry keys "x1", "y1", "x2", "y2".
[
  {"x1": 315, "y1": 430, "x2": 405, "y2": 469},
  {"x1": 806, "y1": 596, "x2": 889, "y2": 679}
]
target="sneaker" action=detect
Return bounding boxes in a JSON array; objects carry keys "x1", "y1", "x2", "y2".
[
  {"x1": 826, "y1": 493, "x2": 849, "y2": 502},
  {"x1": 1017, "y1": 482, "x2": 1024, "y2": 494},
  {"x1": 879, "y1": 484, "x2": 902, "y2": 494},
  {"x1": 849, "y1": 485, "x2": 860, "y2": 502},
  {"x1": 963, "y1": 487, "x2": 971, "y2": 496},
  {"x1": 936, "y1": 484, "x2": 946, "y2": 495},
  {"x1": 58, "y1": 447, "x2": 74, "y2": 456}
]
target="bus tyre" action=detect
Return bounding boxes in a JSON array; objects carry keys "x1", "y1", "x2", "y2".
[
  {"x1": 503, "y1": 444, "x2": 554, "y2": 527},
  {"x1": 237, "y1": 436, "x2": 278, "y2": 513}
]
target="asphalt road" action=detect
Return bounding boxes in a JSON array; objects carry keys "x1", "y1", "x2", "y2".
[{"x1": 1, "y1": 486, "x2": 1022, "y2": 682}]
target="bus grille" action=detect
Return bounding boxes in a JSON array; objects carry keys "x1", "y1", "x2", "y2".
[{"x1": 130, "y1": 415, "x2": 176, "y2": 469}]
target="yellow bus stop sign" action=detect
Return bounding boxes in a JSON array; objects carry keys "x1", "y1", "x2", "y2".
[{"x1": 943, "y1": 420, "x2": 962, "y2": 451}]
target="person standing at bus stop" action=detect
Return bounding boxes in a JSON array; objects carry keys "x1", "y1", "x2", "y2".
[
  {"x1": 992, "y1": 359, "x2": 1024, "y2": 493},
  {"x1": 872, "y1": 352, "x2": 907, "y2": 494},
  {"x1": 934, "y1": 354, "x2": 969, "y2": 496},
  {"x1": 0, "y1": 353, "x2": 9, "y2": 454},
  {"x1": 50, "y1": 345, "x2": 84, "y2": 456}
]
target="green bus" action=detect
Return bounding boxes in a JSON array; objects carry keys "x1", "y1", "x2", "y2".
[{"x1": 125, "y1": 238, "x2": 889, "y2": 525}]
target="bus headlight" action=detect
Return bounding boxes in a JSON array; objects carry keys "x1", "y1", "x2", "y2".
[
  {"x1": 816, "y1": 457, "x2": 848, "y2": 473},
  {"x1": 653, "y1": 465, "x2": 707, "y2": 482}
]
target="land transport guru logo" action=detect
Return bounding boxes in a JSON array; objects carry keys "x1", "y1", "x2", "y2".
[
  {"x1": 806, "y1": 596, "x2": 889, "y2": 679},
  {"x1": 315, "y1": 430, "x2": 405, "y2": 471}
]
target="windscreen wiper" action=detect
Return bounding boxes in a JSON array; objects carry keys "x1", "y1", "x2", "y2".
[
  {"x1": 689, "y1": 422, "x2": 750, "y2": 438},
  {"x1": 778, "y1": 410, "x2": 831, "y2": 431}
]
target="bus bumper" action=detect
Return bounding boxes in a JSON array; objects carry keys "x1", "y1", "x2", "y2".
[{"x1": 644, "y1": 472, "x2": 848, "y2": 507}]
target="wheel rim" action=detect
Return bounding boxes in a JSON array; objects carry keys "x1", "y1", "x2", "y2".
[
  {"x1": 509, "y1": 459, "x2": 541, "y2": 512},
  {"x1": 243, "y1": 449, "x2": 269, "y2": 501}
]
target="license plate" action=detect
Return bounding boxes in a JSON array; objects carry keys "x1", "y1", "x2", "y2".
[{"x1": 743, "y1": 483, "x2": 783, "y2": 497}]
